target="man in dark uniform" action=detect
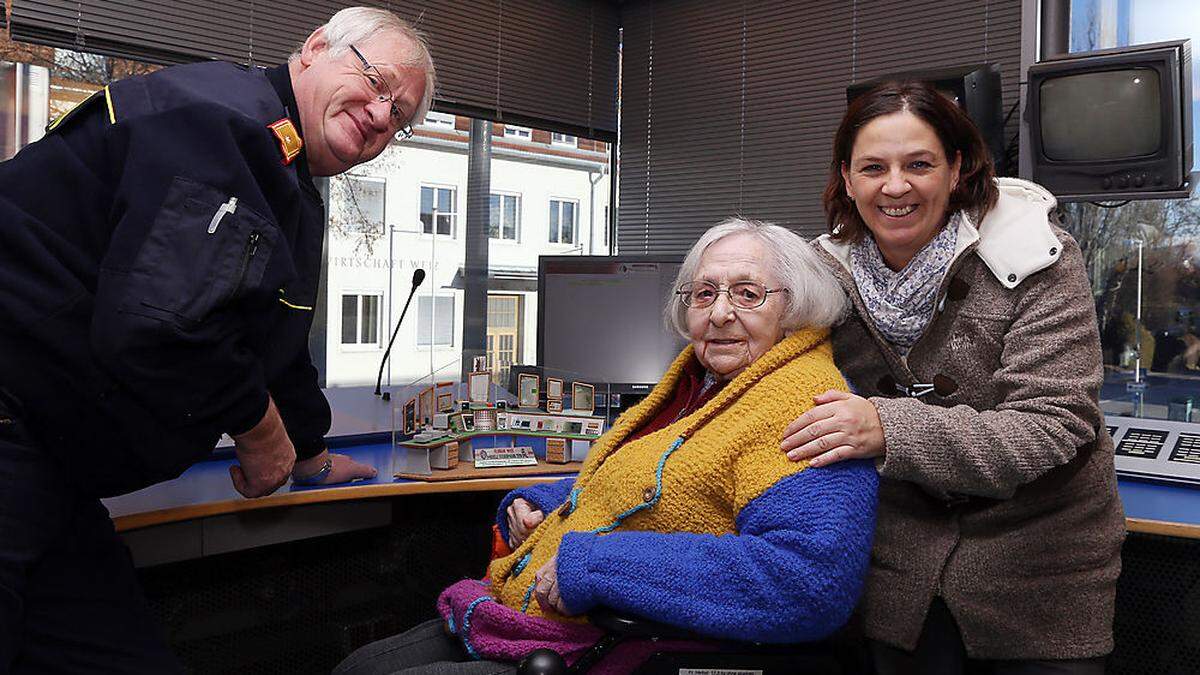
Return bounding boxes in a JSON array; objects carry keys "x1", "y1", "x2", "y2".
[{"x1": 0, "y1": 7, "x2": 435, "y2": 671}]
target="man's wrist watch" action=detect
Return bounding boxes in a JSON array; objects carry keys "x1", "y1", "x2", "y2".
[{"x1": 292, "y1": 456, "x2": 334, "y2": 485}]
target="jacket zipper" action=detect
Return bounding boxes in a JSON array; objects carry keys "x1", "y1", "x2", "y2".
[{"x1": 222, "y1": 230, "x2": 260, "y2": 305}]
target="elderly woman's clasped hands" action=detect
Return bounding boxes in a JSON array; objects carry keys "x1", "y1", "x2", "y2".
[
  {"x1": 780, "y1": 390, "x2": 886, "y2": 467},
  {"x1": 506, "y1": 498, "x2": 571, "y2": 614}
]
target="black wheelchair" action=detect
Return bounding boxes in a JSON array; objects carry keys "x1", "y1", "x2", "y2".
[{"x1": 517, "y1": 607, "x2": 863, "y2": 675}]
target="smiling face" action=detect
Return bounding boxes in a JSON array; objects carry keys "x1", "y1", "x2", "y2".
[
  {"x1": 685, "y1": 233, "x2": 787, "y2": 381},
  {"x1": 290, "y1": 28, "x2": 428, "y2": 176},
  {"x1": 840, "y1": 110, "x2": 962, "y2": 270}
]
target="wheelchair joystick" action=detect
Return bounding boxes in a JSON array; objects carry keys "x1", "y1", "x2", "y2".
[{"x1": 517, "y1": 648, "x2": 568, "y2": 675}]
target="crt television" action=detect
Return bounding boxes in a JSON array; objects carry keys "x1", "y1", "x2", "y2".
[
  {"x1": 847, "y1": 64, "x2": 1005, "y2": 170},
  {"x1": 1027, "y1": 40, "x2": 1193, "y2": 201},
  {"x1": 538, "y1": 256, "x2": 686, "y2": 395}
]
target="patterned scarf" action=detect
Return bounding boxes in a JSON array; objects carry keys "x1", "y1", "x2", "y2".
[{"x1": 849, "y1": 213, "x2": 961, "y2": 352}]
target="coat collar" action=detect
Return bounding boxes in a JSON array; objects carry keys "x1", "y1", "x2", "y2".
[
  {"x1": 815, "y1": 177, "x2": 1060, "y2": 290},
  {"x1": 581, "y1": 328, "x2": 830, "y2": 479}
]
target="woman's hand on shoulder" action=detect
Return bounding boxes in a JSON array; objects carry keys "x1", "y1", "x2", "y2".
[
  {"x1": 780, "y1": 390, "x2": 885, "y2": 467},
  {"x1": 506, "y1": 497, "x2": 545, "y2": 548}
]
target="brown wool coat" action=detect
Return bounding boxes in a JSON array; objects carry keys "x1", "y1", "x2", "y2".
[{"x1": 813, "y1": 178, "x2": 1125, "y2": 659}]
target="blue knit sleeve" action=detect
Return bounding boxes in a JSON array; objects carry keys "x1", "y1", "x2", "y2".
[
  {"x1": 495, "y1": 477, "x2": 577, "y2": 542},
  {"x1": 555, "y1": 460, "x2": 878, "y2": 643}
]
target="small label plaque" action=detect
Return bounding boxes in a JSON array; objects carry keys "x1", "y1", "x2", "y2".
[{"x1": 474, "y1": 445, "x2": 538, "y2": 468}]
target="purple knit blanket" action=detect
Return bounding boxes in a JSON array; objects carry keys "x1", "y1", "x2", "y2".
[{"x1": 437, "y1": 579, "x2": 709, "y2": 674}]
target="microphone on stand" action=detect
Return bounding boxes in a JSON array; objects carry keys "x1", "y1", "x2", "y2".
[{"x1": 376, "y1": 268, "x2": 426, "y2": 400}]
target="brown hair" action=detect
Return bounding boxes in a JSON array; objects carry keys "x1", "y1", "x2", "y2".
[{"x1": 822, "y1": 81, "x2": 999, "y2": 242}]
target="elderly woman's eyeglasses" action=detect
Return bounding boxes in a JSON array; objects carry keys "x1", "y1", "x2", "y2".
[
  {"x1": 349, "y1": 44, "x2": 414, "y2": 140},
  {"x1": 676, "y1": 281, "x2": 787, "y2": 309}
]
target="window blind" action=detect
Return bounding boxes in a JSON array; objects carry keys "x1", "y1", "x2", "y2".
[
  {"x1": 8, "y1": 0, "x2": 619, "y2": 138},
  {"x1": 617, "y1": 0, "x2": 1023, "y2": 254}
]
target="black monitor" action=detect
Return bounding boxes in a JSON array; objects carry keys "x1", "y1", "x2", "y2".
[
  {"x1": 538, "y1": 256, "x2": 687, "y2": 395},
  {"x1": 846, "y1": 64, "x2": 1005, "y2": 170},
  {"x1": 1027, "y1": 40, "x2": 1193, "y2": 201}
]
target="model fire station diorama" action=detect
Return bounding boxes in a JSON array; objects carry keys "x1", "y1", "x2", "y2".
[{"x1": 391, "y1": 358, "x2": 606, "y2": 479}]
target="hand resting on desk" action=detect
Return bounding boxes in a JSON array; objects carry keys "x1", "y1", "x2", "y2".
[
  {"x1": 292, "y1": 450, "x2": 378, "y2": 485},
  {"x1": 230, "y1": 397, "x2": 295, "y2": 498}
]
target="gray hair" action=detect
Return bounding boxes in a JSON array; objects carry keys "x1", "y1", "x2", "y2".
[
  {"x1": 665, "y1": 217, "x2": 848, "y2": 339},
  {"x1": 293, "y1": 7, "x2": 437, "y2": 126}
]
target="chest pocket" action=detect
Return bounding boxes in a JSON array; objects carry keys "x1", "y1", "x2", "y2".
[{"x1": 126, "y1": 176, "x2": 277, "y2": 327}]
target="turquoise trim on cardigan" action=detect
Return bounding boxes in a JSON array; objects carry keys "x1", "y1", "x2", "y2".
[
  {"x1": 520, "y1": 581, "x2": 537, "y2": 613},
  {"x1": 460, "y1": 595, "x2": 493, "y2": 660},
  {"x1": 513, "y1": 553, "x2": 532, "y2": 577},
  {"x1": 587, "y1": 436, "x2": 685, "y2": 535}
]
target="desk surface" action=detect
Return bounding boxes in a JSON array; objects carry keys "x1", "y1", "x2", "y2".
[
  {"x1": 103, "y1": 442, "x2": 572, "y2": 531},
  {"x1": 105, "y1": 438, "x2": 1200, "y2": 538},
  {"x1": 1116, "y1": 478, "x2": 1200, "y2": 538}
]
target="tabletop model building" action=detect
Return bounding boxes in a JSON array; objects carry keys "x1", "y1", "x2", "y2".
[{"x1": 392, "y1": 371, "x2": 606, "y2": 478}]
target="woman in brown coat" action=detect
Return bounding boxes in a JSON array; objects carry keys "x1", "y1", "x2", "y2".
[{"x1": 781, "y1": 81, "x2": 1125, "y2": 674}]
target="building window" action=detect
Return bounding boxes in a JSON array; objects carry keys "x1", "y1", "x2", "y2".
[
  {"x1": 551, "y1": 132, "x2": 577, "y2": 147},
  {"x1": 489, "y1": 193, "x2": 520, "y2": 241},
  {"x1": 486, "y1": 295, "x2": 522, "y2": 386},
  {"x1": 421, "y1": 111, "x2": 455, "y2": 128},
  {"x1": 1061, "y1": 0, "x2": 1200, "y2": 422},
  {"x1": 417, "y1": 295, "x2": 455, "y2": 347},
  {"x1": 341, "y1": 176, "x2": 386, "y2": 234},
  {"x1": 420, "y1": 185, "x2": 457, "y2": 236},
  {"x1": 503, "y1": 125, "x2": 532, "y2": 140},
  {"x1": 549, "y1": 199, "x2": 578, "y2": 244},
  {"x1": 340, "y1": 294, "x2": 382, "y2": 346}
]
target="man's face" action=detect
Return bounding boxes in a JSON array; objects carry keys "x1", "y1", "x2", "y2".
[{"x1": 291, "y1": 29, "x2": 427, "y2": 176}]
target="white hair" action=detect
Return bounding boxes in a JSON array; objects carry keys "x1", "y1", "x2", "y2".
[
  {"x1": 665, "y1": 217, "x2": 848, "y2": 339},
  {"x1": 293, "y1": 7, "x2": 437, "y2": 126}
]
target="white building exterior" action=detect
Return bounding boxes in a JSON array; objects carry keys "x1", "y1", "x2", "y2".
[{"x1": 322, "y1": 116, "x2": 612, "y2": 390}]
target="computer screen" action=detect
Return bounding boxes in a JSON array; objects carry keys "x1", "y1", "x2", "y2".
[
  {"x1": 538, "y1": 256, "x2": 687, "y2": 393},
  {"x1": 1039, "y1": 68, "x2": 1163, "y2": 161}
]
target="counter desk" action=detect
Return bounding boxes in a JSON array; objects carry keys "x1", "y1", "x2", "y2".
[{"x1": 95, "y1": 388, "x2": 1200, "y2": 674}]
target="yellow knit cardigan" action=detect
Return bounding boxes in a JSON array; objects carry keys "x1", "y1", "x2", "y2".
[{"x1": 487, "y1": 328, "x2": 848, "y2": 618}]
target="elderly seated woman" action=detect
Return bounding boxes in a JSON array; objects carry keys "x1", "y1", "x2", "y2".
[{"x1": 336, "y1": 218, "x2": 880, "y2": 675}]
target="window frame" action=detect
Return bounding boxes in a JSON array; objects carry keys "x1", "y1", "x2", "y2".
[
  {"x1": 489, "y1": 191, "x2": 522, "y2": 242},
  {"x1": 340, "y1": 174, "x2": 388, "y2": 236},
  {"x1": 416, "y1": 293, "x2": 457, "y2": 348},
  {"x1": 419, "y1": 183, "x2": 459, "y2": 237},
  {"x1": 338, "y1": 291, "x2": 385, "y2": 352},
  {"x1": 548, "y1": 197, "x2": 581, "y2": 245},
  {"x1": 503, "y1": 125, "x2": 533, "y2": 140},
  {"x1": 551, "y1": 132, "x2": 578, "y2": 148},
  {"x1": 421, "y1": 110, "x2": 456, "y2": 129}
]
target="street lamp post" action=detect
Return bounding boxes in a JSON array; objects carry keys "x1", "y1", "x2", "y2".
[{"x1": 1134, "y1": 237, "x2": 1144, "y2": 385}]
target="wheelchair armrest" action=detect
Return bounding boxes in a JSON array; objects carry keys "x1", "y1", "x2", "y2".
[{"x1": 587, "y1": 606, "x2": 701, "y2": 641}]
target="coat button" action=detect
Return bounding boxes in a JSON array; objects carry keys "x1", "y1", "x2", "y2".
[
  {"x1": 1049, "y1": 247, "x2": 1058, "y2": 256},
  {"x1": 642, "y1": 487, "x2": 656, "y2": 503},
  {"x1": 1007, "y1": 273, "x2": 1017, "y2": 283}
]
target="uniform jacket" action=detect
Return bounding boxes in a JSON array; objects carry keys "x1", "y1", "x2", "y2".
[
  {"x1": 0, "y1": 62, "x2": 329, "y2": 496},
  {"x1": 814, "y1": 177, "x2": 1126, "y2": 659},
  {"x1": 437, "y1": 329, "x2": 880, "y2": 666}
]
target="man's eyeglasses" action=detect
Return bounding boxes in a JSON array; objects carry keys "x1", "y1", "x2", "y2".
[
  {"x1": 676, "y1": 281, "x2": 788, "y2": 309},
  {"x1": 349, "y1": 44, "x2": 413, "y2": 139}
]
